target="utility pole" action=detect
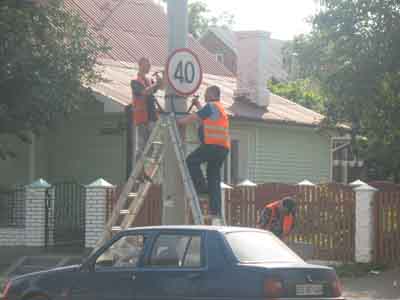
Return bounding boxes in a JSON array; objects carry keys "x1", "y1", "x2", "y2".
[{"x1": 162, "y1": 0, "x2": 188, "y2": 224}]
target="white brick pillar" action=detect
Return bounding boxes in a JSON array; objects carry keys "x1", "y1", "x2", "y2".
[
  {"x1": 85, "y1": 178, "x2": 114, "y2": 249},
  {"x1": 25, "y1": 178, "x2": 51, "y2": 247},
  {"x1": 354, "y1": 183, "x2": 378, "y2": 263}
]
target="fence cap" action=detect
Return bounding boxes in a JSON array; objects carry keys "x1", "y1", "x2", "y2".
[
  {"x1": 87, "y1": 178, "x2": 114, "y2": 188},
  {"x1": 354, "y1": 183, "x2": 378, "y2": 192},
  {"x1": 220, "y1": 182, "x2": 233, "y2": 189},
  {"x1": 350, "y1": 179, "x2": 366, "y2": 187},
  {"x1": 237, "y1": 179, "x2": 257, "y2": 187},
  {"x1": 297, "y1": 180, "x2": 315, "y2": 186},
  {"x1": 27, "y1": 178, "x2": 51, "y2": 188}
]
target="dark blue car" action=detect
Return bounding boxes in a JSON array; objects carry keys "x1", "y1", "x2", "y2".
[{"x1": 1, "y1": 226, "x2": 344, "y2": 300}]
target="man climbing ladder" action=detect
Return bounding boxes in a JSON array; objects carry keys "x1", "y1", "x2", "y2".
[{"x1": 177, "y1": 85, "x2": 230, "y2": 220}]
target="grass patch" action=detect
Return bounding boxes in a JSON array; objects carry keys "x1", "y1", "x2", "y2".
[{"x1": 333, "y1": 263, "x2": 388, "y2": 278}]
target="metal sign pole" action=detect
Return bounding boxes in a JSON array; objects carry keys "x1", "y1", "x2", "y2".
[{"x1": 162, "y1": 0, "x2": 188, "y2": 225}]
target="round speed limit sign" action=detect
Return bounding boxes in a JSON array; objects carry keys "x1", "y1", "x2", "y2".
[{"x1": 166, "y1": 48, "x2": 203, "y2": 96}]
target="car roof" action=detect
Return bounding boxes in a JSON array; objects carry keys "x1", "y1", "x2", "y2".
[{"x1": 121, "y1": 225, "x2": 267, "y2": 234}]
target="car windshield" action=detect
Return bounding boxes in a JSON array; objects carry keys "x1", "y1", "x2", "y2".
[{"x1": 225, "y1": 231, "x2": 303, "y2": 263}]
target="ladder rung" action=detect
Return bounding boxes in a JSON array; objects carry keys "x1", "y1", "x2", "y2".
[
  {"x1": 128, "y1": 193, "x2": 137, "y2": 198},
  {"x1": 120, "y1": 209, "x2": 130, "y2": 215},
  {"x1": 152, "y1": 141, "x2": 163, "y2": 146},
  {"x1": 111, "y1": 226, "x2": 121, "y2": 232}
]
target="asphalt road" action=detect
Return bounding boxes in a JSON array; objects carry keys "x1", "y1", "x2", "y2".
[{"x1": 342, "y1": 268, "x2": 400, "y2": 300}]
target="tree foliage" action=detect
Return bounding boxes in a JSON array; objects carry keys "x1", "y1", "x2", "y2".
[
  {"x1": 268, "y1": 79, "x2": 326, "y2": 114},
  {"x1": 0, "y1": 0, "x2": 106, "y2": 159},
  {"x1": 285, "y1": 0, "x2": 400, "y2": 181},
  {"x1": 188, "y1": 0, "x2": 235, "y2": 39}
]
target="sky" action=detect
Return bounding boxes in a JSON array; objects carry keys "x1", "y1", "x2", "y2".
[{"x1": 203, "y1": 0, "x2": 319, "y2": 41}]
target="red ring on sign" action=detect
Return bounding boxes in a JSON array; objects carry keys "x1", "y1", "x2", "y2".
[{"x1": 166, "y1": 48, "x2": 203, "y2": 97}]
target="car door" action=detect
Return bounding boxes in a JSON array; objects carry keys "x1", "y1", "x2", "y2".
[
  {"x1": 71, "y1": 232, "x2": 147, "y2": 300},
  {"x1": 134, "y1": 231, "x2": 207, "y2": 300}
]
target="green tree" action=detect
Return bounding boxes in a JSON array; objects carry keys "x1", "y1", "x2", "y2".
[
  {"x1": 0, "y1": 0, "x2": 106, "y2": 159},
  {"x1": 285, "y1": 0, "x2": 400, "y2": 181},
  {"x1": 268, "y1": 79, "x2": 326, "y2": 114},
  {"x1": 188, "y1": 0, "x2": 234, "y2": 39}
]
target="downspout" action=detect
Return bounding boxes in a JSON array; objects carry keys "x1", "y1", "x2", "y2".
[{"x1": 28, "y1": 132, "x2": 36, "y2": 183}]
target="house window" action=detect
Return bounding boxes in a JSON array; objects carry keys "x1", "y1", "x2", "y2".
[
  {"x1": 331, "y1": 137, "x2": 364, "y2": 183},
  {"x1": 216, "y1": 53, "x2": 224, "y2": 64},
  {"x1": 331, "y1": 138, "x2": 350, "y2": 184}
]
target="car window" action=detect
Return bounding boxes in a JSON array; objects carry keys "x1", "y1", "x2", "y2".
[
  {"x1": 146, "y1": 234, "x2": 202, "y2": 268},
  {"x1": 225, "y1": 231, "x2": 302, "y2": 263},
  {"x1": 95, "y1": 234, "x2": 145, "y2": 269}
]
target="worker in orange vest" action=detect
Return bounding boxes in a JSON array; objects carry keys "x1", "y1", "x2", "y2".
[
  {"x1": 177, "y1": 86, "x2": 230, "y2": 219},
  {"x1": 130, "y1": 57, "x2": 163, "y2": 180},
  {"x1": 257, "y1": 197, "x2": 296, "y2": 239}
]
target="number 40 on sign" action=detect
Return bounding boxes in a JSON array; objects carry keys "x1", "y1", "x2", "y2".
[{"x1": 166, "y1": 48, "x2": 203, "y2": 96}]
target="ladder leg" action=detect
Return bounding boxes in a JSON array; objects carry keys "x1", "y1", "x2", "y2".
[
  {"x1": 119, "y1": 150, "x2": 165, "y2": 229},
  {"x1": 167, "y1": 117, "x2": 204, "y2": 225},
  {"x1": 93, "y1": 118, "x2": 165, "y2": 250}
]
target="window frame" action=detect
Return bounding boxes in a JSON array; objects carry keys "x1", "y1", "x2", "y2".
[
  {"x1": 142, "y1": 231, "x2": 208, "y2": 271},
  {"x1": 92, "y1": 231, "x2": 149, "y2": 271}
]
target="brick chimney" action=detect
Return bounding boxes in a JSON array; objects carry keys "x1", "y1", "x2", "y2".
[{"x1": 234, "y1": 31, "x2": 271, "y2": 108}]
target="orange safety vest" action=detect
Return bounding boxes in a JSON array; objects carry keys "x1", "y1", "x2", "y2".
[
  {"x1": 132, "y1": 75, "x2": 150, "y2": 125},
  {"x1": 282, "y1": 214, "x2": 294, "y2": 236},
  {"x1": 203, "y1": 101, "x2": 230, "y2": 149},
  {"x1": 265, "y1": 201, "x2": 294, "y2": 236}
]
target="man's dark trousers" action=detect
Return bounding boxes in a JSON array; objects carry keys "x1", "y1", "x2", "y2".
[{"x1": 187, "y1": 144, "x2": 229, "y2": 216}]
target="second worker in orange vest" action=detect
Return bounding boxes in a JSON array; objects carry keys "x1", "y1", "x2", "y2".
[
  {"x1": 130, "y1": 57, "x2": 163, "y2": 182},
  {"x1": 131, "y1": 57, "x2": 163, "y2": 163},
  {"x1": 177, "y1": 86, "x2": 230, "y2": 218},
  {"x1": 257, "y1": 197, "x2": 296, "y2": 239}
]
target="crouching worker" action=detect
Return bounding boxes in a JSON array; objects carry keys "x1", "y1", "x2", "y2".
[{"x1": 257, "y1": 197, "x2": 296, "y2": 239}]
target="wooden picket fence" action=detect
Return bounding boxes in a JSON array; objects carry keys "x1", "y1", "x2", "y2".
[
  {"x1": 105, "y1": 182, "x2": 356, "y2": 262},
  {"x1": 224, "y1": 183, "x2": 355, "y2": 262},
  {"x1": 102, "y1": 180, "x2": 400, "y2": 265},
  {"x1": 106, "y1": 184, "x2": 162, "y2": 227},
  {"x1": 370, "y1": 182, "x2": 400, "y2": 265},
  {"x1": 289, "y1": 184, "x2": 355, "y2": 262}
]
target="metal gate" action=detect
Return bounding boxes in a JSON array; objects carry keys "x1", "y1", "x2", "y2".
[{"x1": 51, "y1": 182, "x2": 86, "y2": 247}]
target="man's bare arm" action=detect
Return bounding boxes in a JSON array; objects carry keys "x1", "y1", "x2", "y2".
[{"x1": 177, "y1": 113, "x2": 200, "y2": 126}]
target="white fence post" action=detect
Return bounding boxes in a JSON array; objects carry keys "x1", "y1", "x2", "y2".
[
  {"x1": 25, "y1": 179, "x2": 51, "y2": 247},
  {"x1": 354, "y1": 183, "x2": 378, "y2": 263},
  {"x1": 220, "y1": 182, "x2": 233, "y2": 224},
  {"x1": 85, "y1": 178, "x2": 114, "y2": 249}
]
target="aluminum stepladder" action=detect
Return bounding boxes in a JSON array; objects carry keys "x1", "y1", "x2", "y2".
[{"x1": 93, "y1": 113, "x2": 206, "y2": 251}]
